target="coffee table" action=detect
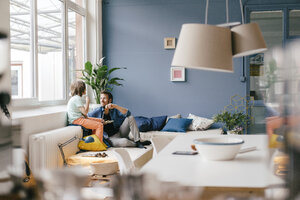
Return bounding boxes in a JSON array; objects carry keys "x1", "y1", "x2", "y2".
[{"x1": 141, "y1": 134, "x2": 285, "y2": 198}]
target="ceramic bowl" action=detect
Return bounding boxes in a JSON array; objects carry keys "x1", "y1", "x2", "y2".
[{"x1": 193, "y1": 137, "x2": 244, "y2": 161}]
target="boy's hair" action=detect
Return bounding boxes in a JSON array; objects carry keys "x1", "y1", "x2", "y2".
[
  {"x1": 70, "y1": 80, "x2": 86, "y2": 96},
  {"x1": 100, "y1": 91, "x2": 113, "y2": 103}
]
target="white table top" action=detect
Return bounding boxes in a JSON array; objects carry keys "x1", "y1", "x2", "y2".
[{"x1": 142, "y1": 134, "x2": 284, "y2": 188}]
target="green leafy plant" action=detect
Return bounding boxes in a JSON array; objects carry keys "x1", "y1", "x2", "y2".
[
  {"x1": 80, "y1": 58, "x2": 126, "y2": 104},
  {"x1": 213, "y1": 111, "x2": 250, "y2": 134}
]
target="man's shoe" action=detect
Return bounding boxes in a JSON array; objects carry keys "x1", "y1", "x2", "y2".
[
  {"x1": 136, "y1": 141, "x2": 146, "y2": 149},
  {"x1": 141, "y1": 140, "x2": 151, "y2": 145}
]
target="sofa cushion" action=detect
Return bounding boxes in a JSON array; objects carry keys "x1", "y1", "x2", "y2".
[
  {"x1": 166, "y1": 114, "x2": 181, "y2": 122},
  {"x1": 187, "y1": 113, "x2": 214, "y2": 131},
  {"x1": 135, "y1": 116, "x2": 153, "y2": 132},
  {"x1": 161, "y1": 118, "x2": 192, "y2": 132},
  {"x1": 78, "y1": 135, "x2": 107, "y2": 151},
  {"x1": 135, "y1": 116, "x2": 167, "y2": 132},
  {"x1": 151, "y1": 115, "x2": 167, "y2": 131}
]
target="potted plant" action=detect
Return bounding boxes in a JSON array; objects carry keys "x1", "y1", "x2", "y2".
[
  {"x1": 213, "y1": 111, "x2": 250, "y2": 134},
  {"x1": 80, "y1": 58, "x2": 126, "y2": 104}
]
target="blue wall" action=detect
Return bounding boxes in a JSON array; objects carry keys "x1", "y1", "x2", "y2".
[{"x1": 102, "y1": 0, "x2": 247, "y2": 118}]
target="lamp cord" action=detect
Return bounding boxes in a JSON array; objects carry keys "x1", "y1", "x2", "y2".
[
  {"x1": 205, "y1": 0, "x2": 244, "y2": 25},
  {"x1": 239, "y1": 0, "x2": 244, "y2": 24},
  {"x1": 205, "y1": 0, "x2": 209, "y2": 24},
  {"x1": 58, "y1": 136, "x2": 80, "y2": 166},
  {"x1": 226, "y1": 0, "x2": 229, "y2": 24}
]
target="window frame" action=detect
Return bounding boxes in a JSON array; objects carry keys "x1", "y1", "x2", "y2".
[
  {"x1": 244, "y1": 3, "x2": 300, "y2": 102},
  {"x1": 244, "y1": 3, "x2": 300, "y2": 134},
  {"x1": 11, "y1": 0, "x2": 87, "y2": 108}
]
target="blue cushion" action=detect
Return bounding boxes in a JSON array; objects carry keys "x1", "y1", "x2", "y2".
[
  {"x1": 151, "y1": 116, "x2": 167, "y2": 131},
  {"x1": 135, "y1": 116, "x2": 152, "y2": 132},
  {"x1": 209, "y1": 122, "x2": 223, "y2": 129},
  {"x1": 161, "y1": 118, "x2": 193, "y2": 132}
]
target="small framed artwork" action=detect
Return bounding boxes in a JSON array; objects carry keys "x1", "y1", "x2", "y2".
[
  {"x1": 170, "y1": 67, "x2": 185, "y2": 82},
  {"x1": 164, "y1": 37, "x2": 176, "y2": 49}
]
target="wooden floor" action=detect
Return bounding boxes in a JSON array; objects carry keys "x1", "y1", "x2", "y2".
[{"x1": 200, "y1": 187, "x2": 265, "y2": 200}]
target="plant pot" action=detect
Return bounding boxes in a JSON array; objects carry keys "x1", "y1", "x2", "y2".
[{"x1": 227, "y1": 130, "x2": 242, "y2": 135}]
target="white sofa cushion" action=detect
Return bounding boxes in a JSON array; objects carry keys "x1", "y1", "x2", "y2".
[{"x1": 187, "y1": 113, "x2": 214, "y2": 131}]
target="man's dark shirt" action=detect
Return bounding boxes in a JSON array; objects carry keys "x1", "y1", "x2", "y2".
[
  {"x1": 88, "y1": 106, "x2": 131, "y2": 130},
  {"x1": 103, "y1": 113, "x2": 118, "y2": 136}
]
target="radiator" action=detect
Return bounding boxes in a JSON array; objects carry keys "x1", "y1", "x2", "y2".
[{"x1": 29, "y1": 126, "x2": 82, "y2": 174}]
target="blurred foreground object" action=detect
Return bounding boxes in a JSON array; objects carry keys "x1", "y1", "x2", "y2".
[
  {"x1": 35, "y1": 167, "x2": 89, "y2": 200},
  {"x1": 263, "y1": 40, "x2": 300, "y2": 199},
  {"x1": 0, "y1": 32, "x2": 13, "y2": 196},
  {"x1": 111, "y1": 172, "x2": 202, "y2": 200}
]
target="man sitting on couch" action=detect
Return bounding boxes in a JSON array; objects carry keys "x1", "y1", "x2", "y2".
[{"x1": 88, "y1": 91, "x2": 150, "y2": 148}]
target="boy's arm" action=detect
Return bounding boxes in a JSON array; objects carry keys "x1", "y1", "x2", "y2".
[
  {"x1": 84, "y1": 96, "x2": 90, "y2": 114},
  {"x1": 79, "y1": 96, "x2": 90, "y2": 117},
  {"x1": 79, "y1": 107, "x2": 87, "y2": 118}
]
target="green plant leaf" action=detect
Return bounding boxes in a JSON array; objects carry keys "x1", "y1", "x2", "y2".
[
  {"x1": 213, "y1": 110, "x2": 250, "y2": 131},
  {"x1": 108, "y1": 77, "x2": 124, "y2": 85},
  {"x1": 79, "y1": 59, "x2": 125, "y2": 102},
  {"x1": 108, "y1": 67, "x2": 122, "y2": 74},
  {"x1": 84, "y1": 61, "x2": 93, "y2": 75}
]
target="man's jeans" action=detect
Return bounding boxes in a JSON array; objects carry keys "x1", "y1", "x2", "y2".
[{"x1": 110, "y1": 116, "x2": 141, "y2": 147}]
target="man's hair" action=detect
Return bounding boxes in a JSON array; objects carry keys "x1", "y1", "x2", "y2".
[
  {"x1": 70, "y1": 80, "x2": 86, "y2": 97},
  {"x1": 101, "y1": 91, "x2": 113, "y2": 103}
]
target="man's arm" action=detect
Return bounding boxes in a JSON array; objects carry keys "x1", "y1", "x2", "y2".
[
  {"x1": 107, "y1": 104, "x2": 129, "y2": 115},
  {"x1": 87, "y1": 107, "x2": 102, "y2": 118}
]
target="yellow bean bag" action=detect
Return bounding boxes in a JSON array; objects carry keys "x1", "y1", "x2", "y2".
[{"x1": 78, "y1": 135, "x2": 107, "y2": 151}]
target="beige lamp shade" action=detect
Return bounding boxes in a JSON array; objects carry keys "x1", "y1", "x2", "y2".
[
  {"x1": 0, "y1": 32, "x2": 8, "y2": 75},
  {"x1": 232, "y1": 22, "x2": 267, "y2": 57},
  {"x1": 171, "y1": 24, "x2": 233, "y2": 72}
]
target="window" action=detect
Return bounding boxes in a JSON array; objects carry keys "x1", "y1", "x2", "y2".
[
  {"x1": 249, "y1": 10, "x2": 283, "y2": 101},
  {"x1": 246, "y1": 5, "x2": 300, "y2": 102},
  {"x1": 10, "y1": 0, "x2": 86, "y2": 105},
  {"x1": 37, "y1": 0, "x2": 64, "y2": 101},
  {"x1": 289, "y1": 9, "x2": 300, "y2": 37},
  {"x1": 11, "y1": 63, "x2": 23, "y2": 98},
  {"x1": 246, "y1": 4, "x2": 300, "y2": 134},
  {"x1": 10, "y1": 0, "x2": 33, "y2": 99},
  {"x1": 68, "y1": 9, "x2": 85, "y2": 87},
  {"x1": 70, "y1": 0, "x2": 85, "y2": 8}
]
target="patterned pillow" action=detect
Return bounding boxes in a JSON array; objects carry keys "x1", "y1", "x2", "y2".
[
  {"x1": 187, "y1": 113, "x2": 214, "y2": 131},
  {"x1": 78, "y1": 135, "x2": 107, "y2": 151},
  {"x1": 166, "y1": 114, "x2": 181, "y2": 122}
]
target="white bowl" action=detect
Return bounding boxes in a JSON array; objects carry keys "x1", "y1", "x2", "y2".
[{"x1": 193, "y1": 137, "x2": 244, "y2": 161}]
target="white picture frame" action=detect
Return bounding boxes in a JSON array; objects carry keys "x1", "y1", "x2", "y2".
[
  {"x1": 11, "y1": 64, "x2": 23, "y2": 98},
  {"x1": 170, "y1": 67, "x2": 185, "y2": 82},
  {"x1": 164, "y1": 37, "x2": 176, "y2": 49}
]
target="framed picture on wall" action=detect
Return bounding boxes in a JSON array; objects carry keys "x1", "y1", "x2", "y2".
[
  {"x1": 164, "y1": 37, "x2": 176, "y2": 49},
  {"x1": 11, "y1": 63, "x2": 23, "y2": 98},
  {"x1": 170, "y1": 67, "x2": 185, "y2": 82}
]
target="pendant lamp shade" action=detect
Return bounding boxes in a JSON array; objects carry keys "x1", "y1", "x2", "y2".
[
  {"x1": 232, "y1": 22, "x2": 267, "y2": 57},
  {"x1": 0, "y1": 32, "x2": 8, "y2": 74},
  {"x1": 171, "y1": 24, "x2": 233, "y2": 72}
]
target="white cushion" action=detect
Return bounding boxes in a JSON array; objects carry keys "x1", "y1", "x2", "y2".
[
  {"x1": 166, "y1": 114, "x2": 181, "y2": 122},
  {"x1": 187, "y1": 113, "x2": 214, "y2": 131}
]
